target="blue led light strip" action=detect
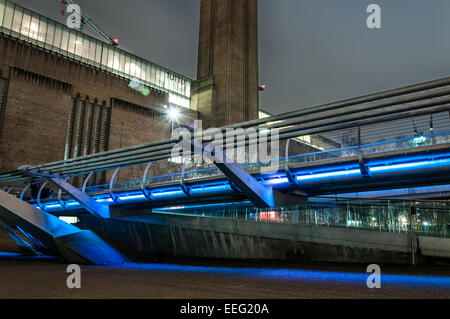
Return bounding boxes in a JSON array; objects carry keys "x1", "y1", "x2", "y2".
[{"x1": 37, "y1": 150, "x2": 450, "y2": 213}]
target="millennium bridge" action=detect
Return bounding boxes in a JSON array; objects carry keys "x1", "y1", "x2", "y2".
[{"x1": 1, "y1": 76, "x2": 450, "y2": 264}]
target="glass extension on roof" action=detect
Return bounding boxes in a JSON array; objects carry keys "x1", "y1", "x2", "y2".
[{"x1": 0, "y1": 0, "x2": 192, "y2": 109}]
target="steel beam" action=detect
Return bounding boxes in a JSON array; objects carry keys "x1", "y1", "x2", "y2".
[
  {"x1": 0, "y1": 218, "x2": 40, "y2": 255},
  {"x1": 183, "y1": 139, "x2": 278, "y2": 208},
  {"x1": 18, "y1": 166, "x2": 110, "y2": 219}
]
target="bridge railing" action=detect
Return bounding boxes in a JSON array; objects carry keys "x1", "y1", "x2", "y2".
[
  {"x1": 6, "y1": 128, "x2": 450, "y2": 204},
  {"x1": 104, "y1": 130, "x2": 450, "y2": 197},
  {"x1": 3, "y1": 74, "x2": 450, "y2": 209}
]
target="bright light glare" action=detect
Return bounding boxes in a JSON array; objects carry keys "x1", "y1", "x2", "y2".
[{"x1": 167, "y1": 107, "x2": 181, "y2": 121}]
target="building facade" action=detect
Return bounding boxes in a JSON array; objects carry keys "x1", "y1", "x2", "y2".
[{"x1": 0, "y1": 0, "x2": 198, "y2": 183}]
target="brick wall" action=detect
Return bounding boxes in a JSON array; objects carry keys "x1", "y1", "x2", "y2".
[
  {"x1": 0, "y1": 68, "x2": 70, "y2": 171},
  {"x1": 0, "y1": 34, "x2": 198, "y2": 184}
]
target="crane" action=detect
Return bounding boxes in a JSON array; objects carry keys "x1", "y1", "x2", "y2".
[{"x1": 60, "y1": 0, "x2": 119, "y2": 47}]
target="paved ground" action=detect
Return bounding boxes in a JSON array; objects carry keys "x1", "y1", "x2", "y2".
[{"x1": 0, "y1": 234, "x2": 449, "y2": 299}]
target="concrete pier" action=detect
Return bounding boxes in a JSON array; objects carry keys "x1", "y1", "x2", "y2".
[{"x1": 79, "y1": 212, "x2": 450, "y2": 265}]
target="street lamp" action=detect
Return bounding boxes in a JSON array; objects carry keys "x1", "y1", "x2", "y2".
[
  {"x1": 166, "y1": 106, "x2": 181, "y2": 134},
  {"x1": 167, "y1": 107, "x2": 180, "y2": 122}
]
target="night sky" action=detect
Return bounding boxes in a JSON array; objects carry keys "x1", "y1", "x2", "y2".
[{"x1": 11, "y1": 0, "x2": 450, "y2": 115}]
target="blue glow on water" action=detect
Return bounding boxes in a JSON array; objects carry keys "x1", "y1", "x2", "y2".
[
  {"x1": 109, "y1": 263, "x2": 450, "y2": 289},
  {"x1": 0, "y1": 252, "x2": 23, "y2": 258},
  {"x1": 0, "y1": 251, "x2": 58, "y2": 260}
]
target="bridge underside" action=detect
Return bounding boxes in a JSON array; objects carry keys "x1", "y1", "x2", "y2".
[{"x1": 0, "y1": 190, "x2": 127, "y2": 264}]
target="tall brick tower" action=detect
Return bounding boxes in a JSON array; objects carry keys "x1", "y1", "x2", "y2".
[{"x1": 191, "y1": 0, "x2": 259, "y2": 128}]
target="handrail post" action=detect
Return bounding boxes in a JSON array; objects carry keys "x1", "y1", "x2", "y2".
[{"x1": 409, "y1": 206, "x2": 417, "y2": 266}]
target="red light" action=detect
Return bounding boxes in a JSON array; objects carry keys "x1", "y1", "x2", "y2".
[
  {"x1": 111, "y1": 39, "x2": 119, "y2": 46},
  {"x1": 259, "y1": 211, "x2": 278, "y2": 221},
  {"x1": 259, "y1": 85, "x2": 266, "y2": 92}
]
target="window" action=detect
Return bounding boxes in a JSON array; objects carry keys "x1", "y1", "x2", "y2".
[
  {"x1": 100, "y1": 43, "x2": 108, "y2": 66},
  {"x1": 67, "y1": 30, "x2": 75, "y2": 54},
  {"x1": 45, "y1": 21, "x2": 55, "y2": 47},
  {"x1": 126, "y1": 57, "x2": 140, "y2": 78},
  {"x1": 53, "y1": 24, "x2": 62, "y2": 49},
  {"x1": 2, "y1": 1, "x2": 14, "y2": 31},
  {"x1": 123, "y1": 54, "x2": 130, "y2": 74},
  {"x1": 19, "y1": 11, "x2": 30, "y2": 40},
  {"x1": 145, "y1": 62, "x2": 151, "y2": 83},
  {"x1": 106, "y1": 47, "x2": 114, "y2": 70},
  {"x1": 0, "y1": 0, "x2": 5, "y2": 28},
  {"x1": 74, "y1": 33, "x2": 83, "y2": 57},
  {"x1": 60, "y1": 29, "x2": 69, "y2": 52},
  {"x1": 95, "y1": 41, "x2": 102, "y2": 64},
  {"x1": 112, "y1": 49, "x2": 121, "y2": 72},
  {"x1": 11, "y1": 6, "x2": 21, "y2": 33},
  {"x1": 119, "y1": 52, "x2": 125, "y2": 75},
  {"x1": 160, "y1": 68, "x2": 166, "y2": 88},
  {"x1": 185, "y1": 82, "x2": 191, "y2": 98},
  {"x1": 87, "y1": 38, "x2": 95, "y2": 60},
  {"x1": 29, "y1": 13, "x2": 41, "y2": 41},
  {"x1": 150, "y1": 65, "x2": 156, "y2": 84},
  {"x1": 38, "y1": 16, "x2": 47, "y2": 44}
]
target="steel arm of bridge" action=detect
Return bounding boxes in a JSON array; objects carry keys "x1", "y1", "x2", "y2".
[
  {"x1": 17, "y1": 166, "x2": 110, "y2": 219},
  {"x1": 182, "y1": 140, "x2": 303, "y2": 209}
]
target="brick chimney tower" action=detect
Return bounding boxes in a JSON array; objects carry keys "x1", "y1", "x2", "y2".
[{"x1": 191, "y1": 0, "x2": 259, "y2": 128}]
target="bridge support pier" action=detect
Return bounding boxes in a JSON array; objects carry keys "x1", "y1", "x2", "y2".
[{"x1": 0, "y1": 189, "x2": 127, "y2": 264}]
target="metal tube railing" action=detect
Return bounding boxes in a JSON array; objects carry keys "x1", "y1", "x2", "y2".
[
  {"x1": 11, "y1": 87, "x2": 449, "y2": 177},
  {"x1": 24, "y1": 78, "x2": 450, "y2": 172},
  {"x1": 37, "y1": 91, "x2": 450, "y2": 174},
  {"x1": 47, "y1": 102, "x2": 450, "y2": 176}
]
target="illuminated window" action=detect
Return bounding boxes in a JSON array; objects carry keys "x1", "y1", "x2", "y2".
[
  {"x1": 59, "y1": 216, "x2": 79, "y2": 224},
  {"x1": 28, "y1": 14, "x2": 42, "y2": 41},
  {"x1": 0, "y1": 1, "x2": 5, "y2": 28},
  {"x1": 11, "y1": 6, "x2": 21, "y2": 33},
  {"x1": 53, "y1": 24, "x2": 62, "y2": 49},
  {"x1": 2, "y1": 1, "x2": 14, "y2": 30},
  {"x1": 61, "y1": 29, "x2": 69, "y2": 51},
  {"x1": 45, "y1": 21, "x2": 55, "y2": 46},
  {"x1": 38, "y1": 17, "x2": 46, "y2": 43}
]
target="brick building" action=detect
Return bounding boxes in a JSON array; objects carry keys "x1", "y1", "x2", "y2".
[{"x1": 0, "y1": 0, "x2": 197, "y2": 183}]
